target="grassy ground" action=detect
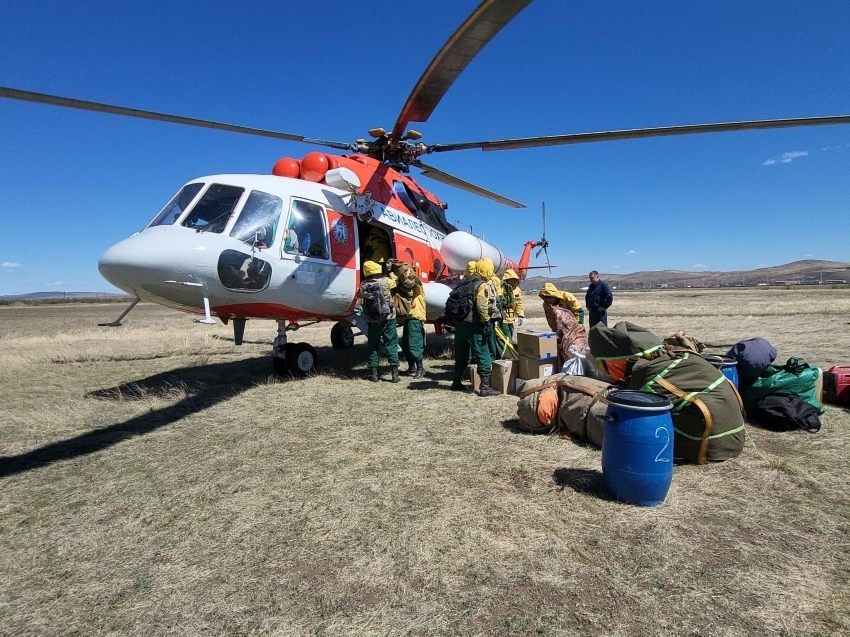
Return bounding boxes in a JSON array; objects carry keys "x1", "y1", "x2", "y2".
[{"x1": 1, "y1": 289, "x2": 849, "y2": 636}]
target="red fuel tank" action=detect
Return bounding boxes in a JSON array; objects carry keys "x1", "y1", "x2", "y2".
[{"x1": 823, "y1": 365, "x2": 850, "y2": 405}]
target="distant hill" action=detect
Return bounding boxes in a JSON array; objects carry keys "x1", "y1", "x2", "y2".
[
  {"x1": 521, "y1": 260, "x2": 850, "y2": 292},
  {"x1": 0, "y1": 291, "x2": 131, "y2": 302}
]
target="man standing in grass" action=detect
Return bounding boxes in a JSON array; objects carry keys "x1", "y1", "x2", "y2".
[{"x1": 585, "y1": 270, "x2": 613, "y2": 328}]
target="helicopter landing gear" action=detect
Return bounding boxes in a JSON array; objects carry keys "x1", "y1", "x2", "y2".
[
  {"x1": 330, "y1": 321, "x2": 355, "y2": 350},
  {"x1": 272, "y1": 320, "x2": 317, "y2": 377}
]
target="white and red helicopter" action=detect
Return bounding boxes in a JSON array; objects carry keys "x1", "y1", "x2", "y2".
[{"x1": 2, "y1": 0, "x2": 848, "y2": 376}]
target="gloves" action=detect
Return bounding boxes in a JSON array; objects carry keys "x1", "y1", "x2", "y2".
[
  {"x1": 482, "y1": 321, "x2": 493, "y2": 337},
  {"x1": 517, "y1": 316, "x2": 524, "y2": 327}
]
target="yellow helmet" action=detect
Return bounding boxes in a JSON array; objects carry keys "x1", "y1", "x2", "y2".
[
  {"x1": 503, "y1": 268, "x2": 519, "y2": 282},
  {"x1": 476, "y1": 258, "x2": 494, "y2": 279},
  {"x1": 363, "y1": 260, "x2": 382, "y2": 277}
]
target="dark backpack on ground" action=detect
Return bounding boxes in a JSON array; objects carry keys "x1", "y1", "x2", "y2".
[
  {"x1": 444, "y1": 277, "x2": 478, "y2": 323},
  {"x1": 751, "y1": 395, "x2": 821, "y2": 432},
  {"x1": 726, "y1": 337, "x2": 776, "y2": 386},
  {"x1": 361, "y1": 278, "x2": 392, "y2": 322}
]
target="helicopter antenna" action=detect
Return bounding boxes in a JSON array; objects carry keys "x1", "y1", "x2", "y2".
[{"x1": 534, "y1": 202, "x2": 553, "y2": 273}]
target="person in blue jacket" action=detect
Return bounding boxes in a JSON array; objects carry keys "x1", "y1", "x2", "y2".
[{"x1": 585, "y1": 270, "x2": 613, "y2": 327}]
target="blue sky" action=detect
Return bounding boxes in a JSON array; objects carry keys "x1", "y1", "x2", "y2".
[{"x1": 1, "y1": 0, "x2": 848, "y2": 294}]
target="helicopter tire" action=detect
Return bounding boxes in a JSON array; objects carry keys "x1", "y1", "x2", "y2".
[
  {"x1": 272, "y1": 342, "x2": 297, "y2": 376},
  {"x1": 330, "y1": 322, "x2": 355, "y2": 350},
  {"x1": 285, "y1": 342, "x2": 317, "y2": 377}
]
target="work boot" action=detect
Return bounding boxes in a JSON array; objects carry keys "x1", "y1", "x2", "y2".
[
  {"x1": 414, "y1": 358, "x2": 425, "y2": 379},
  {"x1": 390, "y1": 365, "x2": 400, "y2": 383},
  {"x1": 450, "y1": 373, "x2": 468, "y2": 391},
  {"x1": 405, "y1": 360, "x2": 417, "y2": 377},
  {"x1": 367, "y1": 367, "x2": 379, "y2": 382},
  {"x1": 478, "y1": 374, "x2": 500, "y2": 397}
]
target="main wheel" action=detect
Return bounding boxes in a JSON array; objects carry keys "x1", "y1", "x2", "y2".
[
  {"x1": 285, "y1": 342, "x2": 317, "y2": 376},
  {"x1": 272, "y1": 343, "x2": 297, "y2": 376},
  {"x1": 330, "y1": 322, "x2": 355, "y2": 350}
]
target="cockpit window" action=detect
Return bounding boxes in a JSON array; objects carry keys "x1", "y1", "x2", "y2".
[
  {"x1": 282, "y1": 199, "x2": 329, "y2": 260},
  {"x1": 229, "y1": 191, "x2": 283, "y2": 249},
  {"x1": 181, "y1": 184, "x2": 245, "y2": 233},
  {"x1": 147, "y1": 183, "x2": 204, "y2": 228}
]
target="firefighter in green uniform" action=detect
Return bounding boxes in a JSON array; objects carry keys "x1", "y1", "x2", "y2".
[
  {"x1": 390, "y1": 260, "x2": 427, "y2": 378},
  {"x1": 450, "y1": 259, "x2": 500, "y2": 396},
  {"x1": 357, "y1": 260, "x2": 400, "y2": 382},
  {"x1": 500, "y1": 268, "x2": 525, "y2": 344}
]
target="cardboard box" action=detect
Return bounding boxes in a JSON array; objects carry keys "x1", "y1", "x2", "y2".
[
  {"x1": 491, "y1": 359, "x2": 518, "y2": 395},
  {"x1": 517, "y1": 330, "x2": 558, "y2": 361},
  {"x1": 518, "y1": 355, "x2": 557, "y2": 381},
  {"x1": 465, "y1": 364, "x2": 481, "y2": 391}
]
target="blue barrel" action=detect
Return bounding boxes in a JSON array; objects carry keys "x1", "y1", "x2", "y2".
[
  {"x1": 701, "y1": 354, "x2": 739, "y2": 388},
  {"x1": 602, "y1": 390, "x2": 674, "y2": 506}
]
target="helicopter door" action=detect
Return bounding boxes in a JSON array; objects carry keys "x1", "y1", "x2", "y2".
[
  {"x1": 280, "y1": 198, "x2": 355, "y2": 316},
  {"x1": 325, "y1": 209, "x2": 358, "y2": 313}
]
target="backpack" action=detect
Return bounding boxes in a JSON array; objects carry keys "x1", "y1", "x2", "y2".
[
  {"x1": 751, "y1": 395, "x2": 821, "y2": 432},
  {"x1": 726, "y1": 337, "x2": 776, "y2": 386},
  {"x1": 444, "y1": 277, "x2": 478, "y2": 323},
  {"x1": 361, "y1": 278, "x2": 392, "y2": 322}
]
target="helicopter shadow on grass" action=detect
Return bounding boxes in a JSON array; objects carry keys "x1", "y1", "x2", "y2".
[{"x1": 0, "y1": 344, "x2": 366, "y2": 480}]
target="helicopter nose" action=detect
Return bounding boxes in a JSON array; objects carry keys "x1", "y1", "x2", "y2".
[{"x1": 98, "y1": 228, "x2": 194, "y2": 293}]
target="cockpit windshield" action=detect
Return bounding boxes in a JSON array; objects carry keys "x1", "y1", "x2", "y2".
[
  {"x1": 181, "y1": 184, "x2": 245, "y2": 233},
  {"x1": 229, "y1": 191, "x2": 283, "y2": 249},
  {"x1": 147, "y1": 183, "x2": 204, "y2": 228}
]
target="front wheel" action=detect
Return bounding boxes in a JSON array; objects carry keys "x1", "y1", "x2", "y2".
[
  {"x1": 285, "y1": 343, "x2": 317, "y2": 377},
  {"x1": 330, "y1": 322, "x2": 355, "y2": 350},
  {"x1": 272, "y1": 343, "x2": 297, "y2": 376}
]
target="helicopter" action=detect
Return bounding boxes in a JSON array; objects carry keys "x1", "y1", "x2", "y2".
[{"x1": 1, "y1": 0, "x2": 849, "y2": 377}]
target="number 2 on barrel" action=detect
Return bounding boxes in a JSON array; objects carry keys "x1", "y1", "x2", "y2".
[{"x1": 655, "y1": 427, "x2": 671, "y2": 463}]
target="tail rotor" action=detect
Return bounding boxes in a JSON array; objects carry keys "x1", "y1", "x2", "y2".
[{"x1": 534, "y1": 202, "x2": 553, "y2": 273}]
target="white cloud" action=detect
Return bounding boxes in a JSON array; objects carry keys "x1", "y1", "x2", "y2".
[
  {"x1": 693, "y1": 263, "x2": 706, "y2": 269},
  {"x1": 626, "y1": 249, "x2": 636, "y2": 255},
  {"x1": 610, "y1": 265, "x2": 621, "y2": 270},
  {"x1": 805, "y1": 253, "x2": 815, "y2": 257},
  {"x1": 2, "y1": 262, "x2": 21, "y2": 268},
  {"x1": 46, "y1": 281, "x2": 64, "y2": 286},
  {"x1": 763, "y1": 150, "x2": 808, "y2": 166}
]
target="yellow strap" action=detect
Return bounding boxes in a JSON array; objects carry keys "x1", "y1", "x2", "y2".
[
  {"x1": 674, "y1": 375, "x2": 726, "y2": 412},
  {"x1": 656, "y1": 377, "x2": 714, "y2": 465},
  {"x1": 641, "y1": 355, "x2": 687, "y2": 393},
  {"x1": 494, "y1": 324, "x2": 518, "y2": 359}
]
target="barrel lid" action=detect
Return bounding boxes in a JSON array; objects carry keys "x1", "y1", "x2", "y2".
[
  {"x1": 701, "y1": 354, "x2": 737, "y2": 368},
  {"x1": 608, "y1": 390, "x2": 673, "y2": 411}
]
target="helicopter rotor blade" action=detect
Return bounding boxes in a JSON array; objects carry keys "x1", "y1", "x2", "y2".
[
  {"x1": 428, "y1": 115, "x2": 850, "y2": 153},
  {"x1": 541, "y1": 201, "x2": 546, "y2": 239},
  {"x1": 543, "y1": 245, "x2": 553, "y2": 273},
  {"x1": 413, "y1": 161, "x2": 526, "y2": 208},
  {"x1": 0, "y1": 86, "x2": 354, "y2": 150},
  {"x1": 391, "y1": 0, "x2": 533, "y2": 140}
]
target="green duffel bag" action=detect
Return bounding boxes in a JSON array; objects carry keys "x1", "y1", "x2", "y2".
[
  {"x1": 740, "y1": 357, "x2": 824, "y2": 415},
  {"x1": 629, "y1": 352, "x2": 746, "y2": 464},
  {"x1": 516, "y1": 374, "x2": 612, "y2": 445}
]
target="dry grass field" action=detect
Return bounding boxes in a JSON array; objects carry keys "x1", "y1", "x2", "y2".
[{"x1": 1, "y1": 289, "x2": 849, "y2": 636}]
